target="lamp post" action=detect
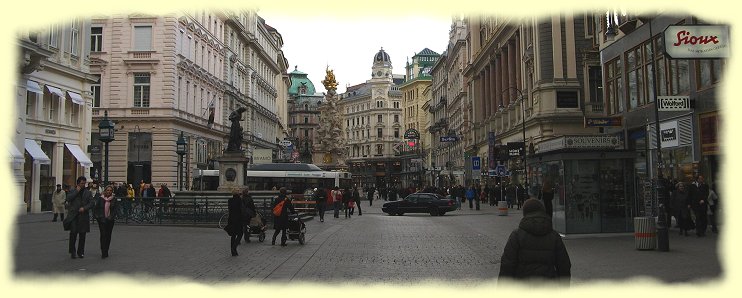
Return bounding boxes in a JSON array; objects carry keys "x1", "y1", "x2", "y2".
[
  {"x1": 648, "y1": 18, "x2": 669, "y2": 252},
  {"x1": 501, "y1": 87, "x2": 529, "y2": 191},
  {"x1": 176, "y1": 132, "x2": 187, "y2": 191},
  {"x1": 133, "y1": 125, "x2": 142, "y2": 189},
  {"x1": 98, "y1": 111, "x2": 115, "y2": 187}
]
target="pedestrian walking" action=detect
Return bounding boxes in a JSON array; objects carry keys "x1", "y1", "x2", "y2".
[
  {"x1": 352, "y1": 186, "x2": 362, "y2": 216},
  {"x1": 331, "y1": 187, "x2": 342, "y2": 218},
  {"x1": 238, "y1": 188, "x2": 256, "y2": 244},
  {"x1": 671, "y1": 182, "x2": 693, "y2": 236},
  {"x1": 540, "y1": 182, "x2": 554, "y2": 218},
  {"x1": 51, "y1": 184, "x2": 66, "y2": 222},
  {"x1": 271, "y1": 188, "x2": 295, "y2": 246},
  {"x1": 65, "y1": 176, "x2": 94, "y2": 259},
  {"x1": 92, "y1": 185, "x2": 118, "y2": 258},
  {"x1": 314, "y1": 187, "x2": 327, "y2": 222},
  {"x1": 465, "y1": 185, "x2": 475, "y2": 209},
  {"x1": 708, "y1": 183, "x2": 720, "y2": 234},
  {"x1": 157, "y1": 183, "x2": 172, "y2": 213},
  {"x1": 227, "y1": 189, "x2": 243, "y2": 256},
  {"x1": 690, "y1": 176, "x2": 709, "y2": 237},
  {"x1": 499, "y1": 198, "x2": 571, "y2": 284},
  {"x1": 367, "y1": 187, "x2": 376, "y2": 206}
]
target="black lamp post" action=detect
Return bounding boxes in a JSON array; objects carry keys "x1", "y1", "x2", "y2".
[
  {"x1": 501, "y1": 87, "x2": 529, "y2": 191},
  {"x1": 176, "y1": 132, "x2": 187, "y2": 191},
  {"x1": 98, "y1": 111, "x2": 115, "y2": 187}
]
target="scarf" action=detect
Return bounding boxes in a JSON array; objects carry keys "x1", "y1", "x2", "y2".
[{"x1": 103, "y1": 195, "x2": 114, "y2": 218}]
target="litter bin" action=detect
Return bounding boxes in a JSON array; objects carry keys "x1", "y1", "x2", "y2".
[
  {"x1": 634, "y1": 216, "x2": 657, "y2": 250},
  {"x1": 498, "y1": 201, "x2": 508, "y2": 216}
]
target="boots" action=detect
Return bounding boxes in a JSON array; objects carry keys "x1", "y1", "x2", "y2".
[{"x1": 52, "y1": 213, "x2": 58, "y2": 222}]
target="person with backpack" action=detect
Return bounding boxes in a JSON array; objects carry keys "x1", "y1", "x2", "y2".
[{"x1": 271, "y1": 187, "x2": 295, "y2": 246}]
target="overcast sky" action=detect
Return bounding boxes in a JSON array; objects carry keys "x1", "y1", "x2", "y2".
[{"x1": 257, "y1": 11, "x2": 452, "y2": 94}]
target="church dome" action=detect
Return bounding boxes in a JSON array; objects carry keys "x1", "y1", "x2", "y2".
[{"x1": 373, "y1": 47, "x2": 391, "y2": 64}]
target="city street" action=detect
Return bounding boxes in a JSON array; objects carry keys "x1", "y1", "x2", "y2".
[{"x1": 13, "y1": 200, "x2": 722, "y2": 286}]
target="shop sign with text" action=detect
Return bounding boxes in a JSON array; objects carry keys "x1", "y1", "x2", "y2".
[{"x1": 664, "y1": 25, "x2": 730, "y2": 59}]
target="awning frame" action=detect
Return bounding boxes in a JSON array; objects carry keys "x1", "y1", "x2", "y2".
[
  {"x1": 26, "y1": 80, "x2": 43, "y2": 94},
  {"x1": 65, "y1": 144, "x2": 93, "y2": 168},
  {"x1": 66, "y1": 91, "x2": 85, "y2": 105},
  {"x1": 45, "y1": 85, "x2": 64, "y2": 98},
  {"x1": 24, "y1": 139, "x2": 51, "y2": 165}
]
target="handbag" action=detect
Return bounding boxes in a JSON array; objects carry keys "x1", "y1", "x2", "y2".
[
  {"x1": 272, "y1": 199, "x2": 286, "y2": 217},
  {"x1": 63, "y1": 213, "x2": 76, "y2": 231}
]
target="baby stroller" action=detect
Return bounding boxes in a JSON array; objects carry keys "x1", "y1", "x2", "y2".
[
  {"x1": 248, "y1": 211, "x2": 267, "y2": 242},
  {"x1": 286, "y1": 213, "x2": 306, "y2": 245}
]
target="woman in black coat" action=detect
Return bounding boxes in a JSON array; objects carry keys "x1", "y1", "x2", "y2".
[
  {"x1": 65, "y1": 176, "x2": 95, "y2": 259},
  {"x1": 92, "y1": 185, "x2": 118, "y2": 258},
  {"x1": 227, "y1": 190, "x2": 243, "y2": 256},
  {"x1": 238, "y1": 188, "x2": 256, "y2": 244},
  {"x1": 671, "y1": 182, "x2": 693, "y2": 236},
  {"x1": 271, "y1": 187, "x2": 296, "y2": 246},
  {"x1": 499, "y1": 198, "x2": 571, "y2": 284}
]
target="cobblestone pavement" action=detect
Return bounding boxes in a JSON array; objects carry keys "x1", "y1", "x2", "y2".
[{"x1": 13, "y1": 200, "x2": 722, "y2": 285}]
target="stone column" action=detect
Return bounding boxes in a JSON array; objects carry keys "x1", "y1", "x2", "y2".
[
  {"x1": 483, "y1": 66, "x2": 490, "y2": 119},
  {"x1": 508, "y1": 39, "x2": 517, "y2": 102},
  {"x1": 493, "y1": 56, "x2": 500, "y2": 112},
  {"x1": 495, "y1": 53, "x2": 503, "y2": 110},
  {"x1": 502, "y1": 47, "x2": 510, "y2": 107}
]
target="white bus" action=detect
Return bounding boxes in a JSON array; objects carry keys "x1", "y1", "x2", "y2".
[{"x1": 245, "y1": 163, "x2": 352, "y2": 195}]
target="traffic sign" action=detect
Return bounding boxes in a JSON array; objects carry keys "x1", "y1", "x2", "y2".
[
  {"x1": 279, "y1": 140, "x2": 292, "y2": 147},
  {"x1": 472, "y1": 156, "x2": 481, "y2": 171},
  {"x1": 495, "y1": 165, "x2": 509, "y2": 177}
]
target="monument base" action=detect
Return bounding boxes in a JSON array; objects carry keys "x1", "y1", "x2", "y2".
[
  {"x1": 312, "y1": 151, "x2": 348, "y2": 171},
  {"x1": 217, "y1": 151, "x2": 249, "y2": 192}
]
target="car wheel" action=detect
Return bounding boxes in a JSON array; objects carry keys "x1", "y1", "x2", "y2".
[
  {"x1": 429, "y1": 207, "x2": 439, "y2": 216},
  {"x1": 439, "y1": 212, "x2": 446, "y2": 216},
  {"x1": 397, "y1": 212, "x2": 404, "y2": 216}
]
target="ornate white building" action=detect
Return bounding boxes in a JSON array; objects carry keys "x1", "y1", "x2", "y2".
[{"x1": 339, "y1": 48, "x2": 404, "y2": 189}]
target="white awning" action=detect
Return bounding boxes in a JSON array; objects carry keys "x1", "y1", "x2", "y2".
[
  {"x1": 24, "y1": 139, "x2": 50, "y2": 164},
  {"x1": 65, "y1": 144, "x2": 93, "y2": 167},
  {"x1": 26, "y1": 80, "x2": 43, "y2": 94},
  {"x1": 66, "y1": 91, "x2": 85, "y2": 105},
  {"x1": 45, "y1": 85, "x2": 64, "y2": 97},
  {"x1": 8, "y1": 144, "x2": 25, "y2": 164}
]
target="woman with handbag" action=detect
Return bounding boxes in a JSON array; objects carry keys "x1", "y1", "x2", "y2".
[
  {"x1": 227, "y1": 188, "x2": 243, "y2": 256},
  {"x1": 93, "y1": 185, "x2": 118, "y2": 258},
  {"x1": 272, "y1": 187, "x2": 296, "y2": 246}
]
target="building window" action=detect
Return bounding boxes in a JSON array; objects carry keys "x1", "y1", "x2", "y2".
[
  {"x1": 394, "y1": 128, "x2": 399, "y2": 138},
  {"x1": 377, "y1": 128, "x2": 383, "y2": 138},
  {"x1": 304, "y1": 117, "x2": 308, "y2": 124},
  {"x1": 48, "y1": 24, "x2": 58, "y2": 48},
  {"x1": 91, "y1": 75, "x2": 101, "y2": 107},
  {"x1": 667, "y1": 59, "x2": 690, "y2": 95},
  {"x1": 377, "y1": 114, "x2": 382, "y2": 123},
  {"x1": 304, "y1": 129, "x2": 309, "y2": 137},
  {"x1": 604, "y1": 57, "x2": 624, "y2": 114},
  {"x1": 134, "y1": 25, "x2": 152, "y2": 51},
  {"x1": 90, "y1": 27, "x2": 103, "y2": 52},
  {"x1": 626, "y1": 45, "x2": 649, "y2": 110},
  {"x1": 26, "y1": 91, "x2": 36, "y2": 118},
  {"x1": 376, "y1": 144, "x2": 383, "y2": 155},
  {"x1": 587, "y1": 66, "x2": 603, "y2": 111},
  {"x1": 133, "y1": 73, "x2": 151, "y2": 107},
  {"x1": 393, "y1": 101, "x2": 400, "y2": 109},
  {"x1": 697, "y1": 59, "x2": 724, "y2": 90},
  {"x1": 70, "y1": 20, "x2": 79, "y2": 56},
  {"x1": 394, "y1": 115, "x2": 399, "y2": 123}
]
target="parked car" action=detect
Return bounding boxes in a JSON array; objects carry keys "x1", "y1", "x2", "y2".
[{"x1": 381, "y1": 193, "x2": 456, "y2": 216}]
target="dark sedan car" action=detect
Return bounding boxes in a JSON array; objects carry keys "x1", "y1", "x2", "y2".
[{"x1": 382, "y1": 193, "x2": 456, "y2": 216}]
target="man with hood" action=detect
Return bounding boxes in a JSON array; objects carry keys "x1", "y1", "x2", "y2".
[{"x1": 498, "y1": 198, "x2": 571, "y2": 284}]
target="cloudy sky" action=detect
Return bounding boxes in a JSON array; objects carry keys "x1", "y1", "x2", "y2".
[{"x1": 257, "y1": 11, "x2": 452, "y2": 94}]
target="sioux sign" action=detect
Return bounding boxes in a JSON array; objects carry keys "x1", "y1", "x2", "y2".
[{"x1": 664, "y1": 25, "x2": 730, "y2": 59}]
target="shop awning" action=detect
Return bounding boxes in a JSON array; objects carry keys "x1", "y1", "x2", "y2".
[
  {"x1": 26, "y1": 80, "x2": 43, "y2": 94},
  {"x1": 45, "y1": 85, "x2": 64, "y2": 97},
  {"x1": 8, "y1": 144, "x2": 25, "y2": 164},
  {"x1": 65, "y1": 144, "x2": 93, "y2": 167},
  {"x1": 66, "y1": 91, "x2": 85, "y2": 105},
  {"x1": 24, "y1": 139, "x2": 50, "y2": 164}
]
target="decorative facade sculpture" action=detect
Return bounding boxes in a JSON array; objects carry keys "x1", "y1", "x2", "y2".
[{"x1": 315, "y1": 67, "x2": 347, "y2": 164}]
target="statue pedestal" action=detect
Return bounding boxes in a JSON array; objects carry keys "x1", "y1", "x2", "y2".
[
  {"x1": 312, "y1": 151, "x2": 347, "y2": 171},
  {"x1": 217, "y1": 151, "x2": 249, "y2": 192}
]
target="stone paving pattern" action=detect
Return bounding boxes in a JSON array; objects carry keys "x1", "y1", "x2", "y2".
[{"x1": 13, "y1": 201, "x2": 721, "y2": 285}]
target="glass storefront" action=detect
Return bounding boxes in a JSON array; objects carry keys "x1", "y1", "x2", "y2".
[{"x1": 530, "y1": 156, "x2": 633, "y2": 234}]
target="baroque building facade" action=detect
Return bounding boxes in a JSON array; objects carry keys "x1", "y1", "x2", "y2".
[
  {"x1": 88, "y1": 10, "x2": 287, "y2": 190},
  {"x1": 340, "y1": 48, "x2": 404, "y2": 190},
  {"x1": 287, "y1": 67, "x2": 323, "y2": 164},
  {"x1": 15, "y1": 18, "x2": 96, "y2": 213}
]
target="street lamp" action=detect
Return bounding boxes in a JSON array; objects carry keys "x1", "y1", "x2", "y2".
[
  {"x1": 98, "y1": 110, "x2": 115, "y2": 187},
  {"x1": 501, "y1": 87, "x2": 529, "y2": 191},
  {"x1": 176, "y1": 132, "x2": 187, "y2": 191}
]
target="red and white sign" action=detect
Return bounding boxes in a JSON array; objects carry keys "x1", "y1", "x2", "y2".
[{"x1": 664, "y1": 25, "x2": 730, "y2": 59}]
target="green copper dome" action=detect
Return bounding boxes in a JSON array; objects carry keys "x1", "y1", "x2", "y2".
[{"x1": 289, "y1": 66, "x2": 316, "y2": 96}]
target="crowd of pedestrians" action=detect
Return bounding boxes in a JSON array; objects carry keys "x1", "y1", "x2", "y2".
[{"x1": 668, "y1": 175, "x2": 720, "y2": 237}]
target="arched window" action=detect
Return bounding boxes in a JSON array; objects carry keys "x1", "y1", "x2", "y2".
[{"x1": 304, "y1": 104, "x2": 308, "y2": 110}]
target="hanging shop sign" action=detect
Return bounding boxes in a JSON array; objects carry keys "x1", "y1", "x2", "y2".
[
  {"x1": 536, "y1": 135, "x2": 621, "y2": 154},
  {"x1": 507, "y1": 142, "x2": 525, "y2": 157},
  {"x1": 660, "y1": 121, "x2": 679, "y2": 148},
  {"x1": 404, "y1": 128, "x2": 420, "y2": 139},
  {"x1": 657, "y1": 96, "x2": 691, "y2": 111},
  {"x1": 664, "y1": 25, "x2": 730, "y2": 59}
]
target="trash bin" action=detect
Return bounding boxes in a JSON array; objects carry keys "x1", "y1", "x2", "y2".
[
  {"x1": 498, "y1": 201, "x2": 508, "y2": 216},
  {"x1": 634, "y1": 216, "x2": 657, "y2": 250}
]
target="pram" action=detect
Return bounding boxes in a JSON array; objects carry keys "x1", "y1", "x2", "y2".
[
  {"x1": 286, "y1": 213, "x2": 306, "y2": 245},
  {"x1": 248, "y1": 211, "x2": 267, "y2": 242}
]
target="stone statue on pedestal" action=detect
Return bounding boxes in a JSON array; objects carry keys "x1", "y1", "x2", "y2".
[
  {"x1": 314, "y1": 67, "x2": 347, "y2": 169},
  {"x1": 226, "y1": 106, "x2": 247, "y2": 152}
]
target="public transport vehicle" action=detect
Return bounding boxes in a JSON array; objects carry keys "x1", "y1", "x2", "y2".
[{"x1": 245, "y1": 163, "x2": 352, "y2": 195}]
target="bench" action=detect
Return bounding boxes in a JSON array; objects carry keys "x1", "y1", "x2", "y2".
[{"x1": 292, "y1": 200, "x2": 317, "y2": 215}]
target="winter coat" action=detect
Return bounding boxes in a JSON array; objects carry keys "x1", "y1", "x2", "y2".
[
  {"x1": 465, "y1": 188, "x2": 476, "y2": 200},
  {"x1": 671, "y1": 189, "x2": 691, "y2": 219},
  {"x1": 226, "y1": 194, "x2": 243, "y2": 235},
  {"x1": 52, "y1": 190, "x2": 66, "y2": 209},
  {"x1": 92, "y1": 193, "x2": 118, "y2": 222},
  {"x1": 241, "y1": 195, "x2": 256, "y2": 223},
  {"x1": 271, "y1": 195, "x2": 296, "y2": 230},
  {"x1": 65, "y1": 188, "x2": 95, "y2": 233},
  {"x1": 499, "y1": 212, "x2": 571, "y2": 282}
]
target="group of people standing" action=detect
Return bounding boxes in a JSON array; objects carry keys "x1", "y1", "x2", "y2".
[
  {"x1": 669, "y1": 175, "x2": 720, "y2": 237},
  {"x1": 310, "y1": 186, "x2": 362, "y2": 222}
]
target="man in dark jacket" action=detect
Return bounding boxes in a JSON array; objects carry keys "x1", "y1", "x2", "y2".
[
  {"x1": 65, "y1": 176, "x2": 95, "y2": 259},
  {"x1": 352, "y1": 186, "x2": 362, "y2": 216},
  {"x1": 499, "y1": 198, "x2": 571, "y2": 284}
]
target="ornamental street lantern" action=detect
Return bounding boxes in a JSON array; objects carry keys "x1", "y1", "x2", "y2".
[
  {"x1": 98, "y1": 111, "x2": 115, "y2": 187},
  {"x1": 176, "y1": 132, "x2": 187, "y2": 190}
]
